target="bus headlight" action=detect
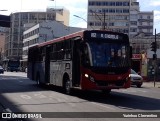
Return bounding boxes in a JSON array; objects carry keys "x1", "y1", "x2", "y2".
[
  {"x1": 85, "y1": 74, "x2": 89, "y2": 78},
  {"x1": 84, "y1": 74, "x2": 95, "y2": 82}
]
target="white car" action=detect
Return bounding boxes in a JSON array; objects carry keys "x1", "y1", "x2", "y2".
[{"x1": 130, "y1": 69, "x2": 143, "y2": 88}]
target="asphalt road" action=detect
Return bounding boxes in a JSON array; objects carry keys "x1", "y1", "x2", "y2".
[{"x1": 0, "y1": 72, "x2": 160, "y2": 121}]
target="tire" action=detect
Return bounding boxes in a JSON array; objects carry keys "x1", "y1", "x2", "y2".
[
  {"x1": 137, "y1": 84, "x2": 142, "y2": 88},
  {"x1": 64, "y1": 79, "x2": 72, "y2": 95}
]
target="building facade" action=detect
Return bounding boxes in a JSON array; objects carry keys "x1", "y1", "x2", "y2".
[
  {"x1": 87, "y1": 0, "x2": 153, "y2": 37},
  {"x1": 21, "y1": 21, "x2": 85, "y2": 69},
  {"x1": 0, "y1": 32, "x2": 5, "y2": 64},
  {"x1": 0, "y1": 27, "x2": 8, "y2": 64},
  {"x1": 4, "y1": 8, "x2": 70, "y2": 60}
]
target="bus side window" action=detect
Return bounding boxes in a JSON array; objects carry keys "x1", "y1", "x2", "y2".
[{"x1": 64, "y1": 39, "x2": 71, "y2": 59}]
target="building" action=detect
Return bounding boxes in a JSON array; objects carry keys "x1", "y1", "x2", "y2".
[
  {"x1": 130, "y1": 33, "x2": 160, "y2": 54},
  {"x1": 21, "y1": 21, "x2": 85, "y2": 70},
  {"x1": 130, "y1": 33, "x2": 160, "y2": 81},
  {"x1": 4, "y1": 7, "x2": 70, "y2": 60},
  {"x1": 88, "y1": 0, "x2": 131, "y2": 34},
  {"x1": 137, "y1": 11, "x2": 153, "y2": 36},
  {"x1": 130, "y1": 10, "x2": 154, "y2": 38},
  {"x1": 0, "y1": 32, "x2": 5, "y2": 64},
  {"x1": 87, "y1": 0, "x2": 153, "y2": 37},
  {"x1": 0, "y1": 27, "x2": 8, "y2": 64}
]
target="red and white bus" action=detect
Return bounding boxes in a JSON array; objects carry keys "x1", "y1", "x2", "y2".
[{"x1": 27, "y1": 30, "x2": 132, "y2": 94}]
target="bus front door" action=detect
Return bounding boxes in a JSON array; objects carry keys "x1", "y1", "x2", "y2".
[{"x1": 72, "y1": 40, "x2": 81, "y2": 87}]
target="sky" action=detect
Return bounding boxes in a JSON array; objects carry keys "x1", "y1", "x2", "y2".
[{"x1": 0, "y1": 0, "x2": 160, "y2": 33}]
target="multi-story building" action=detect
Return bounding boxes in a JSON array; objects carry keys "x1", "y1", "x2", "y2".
[
  {"x1": 22, "y1": 21, "x2": 85, "y2": 63},
  {"x1": 87, "y1": 0, "x2": 153, "y2": 37},
  {"x1": 4, "y1": 7, "x2": 69, "y2": 60},
  {"x1": 0, "y1": 32, "x2": 5, "y2": 64},
  {"x1": 137, "y1": 11, "x2": 153, "y2": 36},
  {"x1": 0, "y1": 27, "x2": 8, "y2": 64},
  {"x1": 87, "y1": 0, "x2": 131, "y2": 34}
]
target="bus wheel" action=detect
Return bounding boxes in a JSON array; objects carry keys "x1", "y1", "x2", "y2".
[
  {"x1": 64, "y1": 79, "x2": 72, "y2": 95},
  {"x1": 101, "y1": 89, "x2": 111, "y2": 94}
]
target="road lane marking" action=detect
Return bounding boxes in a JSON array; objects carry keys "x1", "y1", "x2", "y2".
[
  {"x1": 20, "y1": 95, "x2": 31, "y2": 99},
  {"x1": 34, "y1": 93, "x2": 46, "y2": 98},
  {"x1": 91, "y1": 102, "x2": 116, "y2": 110}
]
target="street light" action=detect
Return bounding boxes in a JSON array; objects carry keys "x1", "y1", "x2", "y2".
[{"x1": 73, "y1": 15, "x2": 94, "y2": 30}]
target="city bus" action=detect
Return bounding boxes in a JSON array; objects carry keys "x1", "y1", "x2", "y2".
[
  {"x1": 3, "y1": 59, "x2": 20, "y2": 72},
  {"x1": 27, "y1": 30, "x2": 132, "y2": 94}
]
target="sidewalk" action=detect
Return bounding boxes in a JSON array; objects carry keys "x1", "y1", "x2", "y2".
[{"x1": 143, "y1": 81, "x2": 160, "y2": 88}]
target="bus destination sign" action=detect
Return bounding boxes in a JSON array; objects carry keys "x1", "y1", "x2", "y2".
[{"x1": 91, "y1": 33, "x2": 119, "y2": 40}]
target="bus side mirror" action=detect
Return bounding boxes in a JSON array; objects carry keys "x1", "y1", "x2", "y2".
[{"x1": 130, "y1": 46, "x2": 132, "y2": 58}]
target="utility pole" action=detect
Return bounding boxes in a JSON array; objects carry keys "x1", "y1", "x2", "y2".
[
  {"x1": 90, "y1": 10, "x2": 106, "y2": 30},
  {"x1": 103, "y1": 11, "x2": 105, "y2": 30},
  {"x1": 151, "y1": 29, "x2": 157, "y2": 87},
  {"x1": 154, "y1": 29, "x2": 157, "y2": 87}
]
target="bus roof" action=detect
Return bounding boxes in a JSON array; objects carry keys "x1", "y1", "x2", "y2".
[{"x1": 35, "y1": 30, "x2": 128, "y2": 48}]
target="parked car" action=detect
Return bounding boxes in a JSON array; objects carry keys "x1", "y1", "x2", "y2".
[
  {"x1": 25, "y1": 67, "x2": 27, "y2": 73},
  {"x1": 0, "y1": 66, "x2": 4, "y2": 74},
  {"x1": 130, "y1": 69, "x2": 143, "y2": 88}
]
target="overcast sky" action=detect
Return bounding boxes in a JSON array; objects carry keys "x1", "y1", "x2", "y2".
[{"x1": 0, "y1": 0, "x2": 160, "y2": 33}]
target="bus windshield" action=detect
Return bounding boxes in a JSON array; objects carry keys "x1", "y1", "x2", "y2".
[
  {"x1": 87, "y1": 42, "x2": 130, "y2": 68},
  {"x1": 8, "y1": 61, "x2": 20, "y2": 67}
]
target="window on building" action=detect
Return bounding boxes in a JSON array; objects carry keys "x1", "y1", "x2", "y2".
[
  {"x1": 139, "y1": 15, "x2": 143, "y2": 19},
  {"x1": 123, "y1": 2, "x2": 129, "y2": 6},
  {"x1": 130, "y1": 28, "x2": 137, "y2": 32},
  {"x1": 139, "y1": 22, "x2": 142, "y2": 25},
  {"x1": 88, "y1": 22, "x2": 94, "y2": 26},
  {"x1": 139, "y1": 28, "x2": 142, "y2": 32},
  {"x1": 123, "y1": 9, "x2": 129, "y2": 13},
  {"x1": 147, "y1": 29, "x2": 151, "y2": 33},
  {"x1": 109, "y1": 22, "x2": 114, "y2": 26},
  {"x1": 95, "y1": 22, "x2": 101, "y2": 26},
  {"x1": 29, "y1": 14, "x2": 36, "y2": 20},
  {"x1": 130, "y1": 14, "x2": 138, "y2": 19},
  {"x1": 109, "y1": 9, "x2": 115, "y2": 13},
  {"x1": 38, "y1": 14, "x2": 46, "y2": 20},
  {"x1": 147, "y1": 16, "x2": 151, "y2": 19},
  {"x1": 116, "y1": 9, "x2": 123, "y2": 13},
  {"x1": 130, "y1": 21, "x2": 137, "y2": 25},
  {"x1": 116, "y1": 2, "x2": 122, "y2": 6},
  {"x1": 96, "y1": 2, "x2": 101, "y2": 6}
]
